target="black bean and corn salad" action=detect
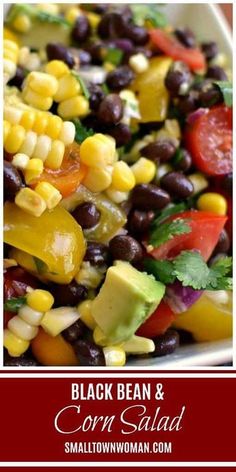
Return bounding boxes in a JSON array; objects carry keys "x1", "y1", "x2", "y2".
[{"x1": 3, "y1": 4, "x2": 232, "y2": 367}]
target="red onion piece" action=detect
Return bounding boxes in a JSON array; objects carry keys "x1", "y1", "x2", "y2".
[
  {"x1": 187, "y1": 108, "x2": 209, "y2": 125},
  {"x1": 164, "y1": 281, "x2": 203, "y2": 314}
]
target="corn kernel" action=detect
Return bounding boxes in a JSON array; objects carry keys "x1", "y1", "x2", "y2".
[
  {"x1": 32, "y1": 112, "x2": 49, "y2": 134},
  {"x1": 59, "y1": 121, "x2": 76, "y2": 145},
  {"x1": 122, "y1": 335, "x2": 155, "y2": 354},
  {"x1": 44, "y1": 140, "x2": 65, "y2": 170},
  {"x1": 32, "y1": 135, "x2": 52, "y2": 162},
  {"x1": 104, "y1": 62, "x2": 115, "y2": 72},
  {"x1": 37, "y1": 3, "x2": 59, "y2": 14},
  {"x1": 20, "y1": 109, "x2": 36, "y2": 130},
  {"x1": 87, "y1": 12, "x2": 101, "y2": 29},
  {"x1": 4, "y1": 124, "x2": 25, "y2": 154},
  {"x1": 26, "y1": 71, "x2": 58, "y2": 96},
  {"x1": 19, "y1": 130, "x2": 37, "y2": 157},
  {"x1": 22, "y1": 88, "x2": 53, "y2": 111},
  {"x1": 83, "y1": 166, "x2": 112, "y2": 192},
  {"x1": 4, "y1": 329, "x2": 30, "y2": 357},
  {"x1": 129, "y1": 53, "x2": 149, "y2": 73},
  {"x1": 3, "y1": 120, "x2": 11, "y2": 144},
  {"x1": 18, "y1": 46, "x2": 30, "y2": 67},
  {"x1": 58, "y1": 96, "x2": 89, "y2": 119},
  {"x1": 35, "y1": 182, "x2": 62, "y2": 209},
  {"x1": 106, "y1": 187, "x2": 129, "y2": 204},
  {"x1": 45, "y1": 114, "x2": 62, "y2": 139},
  {"x1": 12, "y1": 14, "x2": 32, "y2": 33},
  {"x1": 112, "y1": 161, "x2": 136, "y2": 191},
  {"x1": 103, "y1": 346, "x2": 126, "y2": 366},
  {"x1": 188, "y1": 173, "x2": 209, "y2": 195},
  {"x1": 8, "y1": 316, "x2": 38, "y2": 341},
  {"x1": 65, "y1": 7, "x2": 81, "y2": 23},
  {"x1": 4, "y1": 39, "x2": 19, "y2": 54},
  {"x1": 197, "y1": 192, "x2": 227, "y2": 216},
  {"x1": 12, "y1": 152, "x2": 30, "y2": 170},
  {"x1": 4, "y1": 47, "x2": 18, "y2": 63},
  {"x1": 15, "y1": 187, "x2": 46, "y2": 217},
  {"x1": 27, "y1": 289, "x2": 54, "y2": 312},
  {"x1": 24, "y1": 158, "x2": 44, "y2": 184},
  {"x1": 18, "y1": 305, "x2": 44, "y2": 326},
  {"x1": 3, "y1": 58, "x2": 16, "y2": 77},
  {"x1": 4, "y1": 105, "x2": 23, "y2": 125},
  {"x1": 3, "y1": 28, "x2": 20, "y2": 45},
  {"x1": 131, "y1": 157, "x2": 156, "y2": 184},
  {"x1": 80, "y1": 133, "x2": 116, "y2": 167},
  {"x1": 45, "y1": 60, "x2": 69, "y2": 79},
  {"x1": 54, "y1": 74, "x2": 80, "y2": 102},
  {"x1": 93, "y1": 326, "x2": 107, "y2": 346},
  {"x1": 77, "y1": 300, "x2": 96, "y2": 330},
  {"x1": 24, "y1": 53, "x2": 41, "y2": 72}
]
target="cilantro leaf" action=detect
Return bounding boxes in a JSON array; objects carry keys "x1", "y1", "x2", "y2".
[
  {"x1": 130, "y1": 5, "x2": 167, "y2": 28},
  {"x1": 105, "y1": 48, "x2": 123, "y2": 66},
  {"x1": 173, "y1": 251, "x2": 209, "y2": 290},
  {"x1": 214, "y1": 81, "x2": 232, "y2": 107},
  {"x1": 33, "y1": 257, "x2": 48, "y2": 275},
  {"x1": 6, "y1": 4, "x2": 70, "y2": 27},
  {"x1": 71, "y1": 71, "x2": 90, "y2": 100},
  {"x1": 72, "y1": 119, "x2": 94, "y2": 144},
  {"x1": 152, "y1": 202, "x2": 187, "y2": 228},
  {"x1": 150, "y1": 218, "x2": 191, "y2": 247},
  {"x1": 206, "y1": 256, "x2": 232, "y2": 290},
  {"x1": 4, "y1": 296, "x2": 26, "y2": 313},
  {"x1": 144, "y1": 258, "x2": 175, "y2": 285}
]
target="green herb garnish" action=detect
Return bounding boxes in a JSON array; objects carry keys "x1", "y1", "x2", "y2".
[
  {"x1": 105, "y1": 48, "x2": 123, "y2": 66},
  {"x1": 4, "y1": 296, "x2": 26, "y2": 313},
  {"x1": 149, "y1": 218, "x2": 191, "y2": 247},
  {"x1": 213, "y1": 81, "x2": 232, "y2": 107},
  {"x1": 72, "y1": 119, "x2": 94, "y2": 144},
  {"x1": 33, "y1": 257, "x2": 48, "y2": 275},
  {"x1": 130, "y1": 5, "x2": 168, "y2": 28},
  {"x1": 152, "y1": 202, "x2": 188, "y2": 228},
  {"x1": 71, "y1": 71, "x2": 90, "y2": 100},
  {"x1": 144, "y1": 258, "x2": 176, "y2": 285},
  {"x1": 6, "y1": 4, "x2": 70, "y2": 27}
]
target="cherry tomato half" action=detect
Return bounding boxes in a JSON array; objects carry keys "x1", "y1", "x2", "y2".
[
  {"x1": 150, "y1": 210, "x2": 227, "y2": 262},
  {"x1": 136, "y1": 300, "x2": 175, "y2": 339},
  {"x1": 149, "y1": 29, "x2": 206, "y2": 72},
  {"x1": 185, "y1": 105, "x2": 232, "y2": 176}
]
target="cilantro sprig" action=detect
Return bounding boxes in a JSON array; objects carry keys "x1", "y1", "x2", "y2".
[
  {"x1": 144, "y1": 252, "x2": 232, "y2": 291},
  {"x1": 71, "y1": 71, "x2": 90, "y2": 100},
  {"x1": 72, "y1": 119, "x2": 94, "y2": 144},
  {"x1": 213, "y1": 81, "x2": 232, "y2": 107},
  {"x1": 130, "y1": 5, "x2": 168, "y2": 28},
  {"x1": 4, "y1": 296, "x2": 26, "y2": 313},
  {"x1": 6, "y1": 4, "x2": 70, "y2": 27},
  {"x1": 149, "y1": 218, "x2": 191, "y2": 247}
]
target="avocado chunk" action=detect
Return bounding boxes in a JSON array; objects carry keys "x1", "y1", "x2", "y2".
[{"x1": 91, "y1": 261, "x2": 165, "y2": 344}]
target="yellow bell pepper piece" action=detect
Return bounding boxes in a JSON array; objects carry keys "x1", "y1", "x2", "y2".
[
  {"x1": 4, "y1": 202, "x2": 86, "y2": 284},
  {"x1": 172, "y1": 291, "x2": 232, "y2": 342},
  {"x1": 131, "y1": 57, "x2": 172, "y2": 123}
]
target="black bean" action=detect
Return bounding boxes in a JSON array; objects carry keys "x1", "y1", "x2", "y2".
[
  {"x1": 128, "y1": 210, "x2": 155, "y2": 234},
  {"x1": 46, "y1": 43, "x2": 75, "y2": 68},
  {"x1": 152, "y1": 329, "x2": 179, "y2": 357},
  {"x1": 97, "y1": 13, "x2": 126, "y2": 39},
  {"x1": 201, "y1": 41, "x2": 218, "y2": 61},
  {"x1": 174, "y1": 28, "x2": 196, "y2": 48},
  {"x1": 84, "y1": 242, "x2": 110, "y2": 266},
  {"x1": 106, "y1": 66, "x2": 134, "y2": 91},
  {"x1": 72, "y1": 202, "x2": 100, "y2": 229},
  {"x1": 213, "y1": 229, "x2": 230, "y2": 255},
  {"x1": 141, "y1": 139, "x2": 177, "y2": 163},
  {"x1": 160, "y1": 172, "x2": 193, "y2": 198},
  {"x1": 222, "y1": 173, "x2": 232, "y2": 196},
  {"x1": 97, "y1": 94, "x2": 123, "y2": 125},
  {"x1": 78, "y1": 49, "x2": 91, "y2": 65},
  {"x1": 174, "y1": 149, "x2": 192, "y2": 172},
  {"x1": 177, "y1": 92, "x2": 199, "y2": 115},
  {"x1": 88, "y1": 84, "x2": 105, "y2": 111},
  {"x1": 175, "y1": 329, "x2": 194, "y2": 345},
  {"x1": 92, "y1": 4, "x2": 109, "y2": 14},
  {"x1": 62, "y1": 320, "x2": 87, "y2": 344},
  {"x1": 4, "y1": 160, "x2": 23, "y2": 201},
  {"x1": 4, "y1": 354, "x2": 39, "y2": 366},
  {"x1": 73, "y1": 339, "x2": 105, "y2": 366},
  {"x1": 206, "y1": 65, "x2": 228, "y2": 81},
  {"x1": 51, "y1": 282, "x2": 88, "y2": 307},
  {"x1": 109, "y1": 235, "x2": 143, "y2": 263},
  {"x1": 120, "y1": 200, "x2": 133, "y2": 216},
  {"x1": 165, "y1": 61, "x2": 191, "y2": 97},
  {"x1": 105, "y1": 123, "x2": 132, "y2": 147},
  {"x1": 8, "y1": 66, "x2": 25, "y2": 89},
  {"x1": 131, "y1": 184, "x2": 170, "y2": 211},
  {"x1": 199, "y1": 85, "x2": 222, "y2": 107},
  {"x1": 86, "y1": 42, "x2": 104, "y2": 65},
  {"x1": 124, "y1": 23, "x2": 149, "y2": 46},
  {"x1": 72, "y1": 15, "x2": 91, "y2": 43}
]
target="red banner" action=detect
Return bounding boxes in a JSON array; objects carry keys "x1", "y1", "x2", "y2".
[{"x1": 0, "y1": 376, "x2": 235, "y2": 464}]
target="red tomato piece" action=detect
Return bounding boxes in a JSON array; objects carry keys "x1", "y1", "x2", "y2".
[
  {"x1": 149, "y1": 28, "x2": 206, "y2": 72},
  {"x1": 150, "y1": 210, "x2": 227, "y2": 262},
  {"x1": 136, "y1": 300, "x2": 175, "y2": 339},
  {"x1": 185, "y1": 105, "x2": 232, "y2": 176}
]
